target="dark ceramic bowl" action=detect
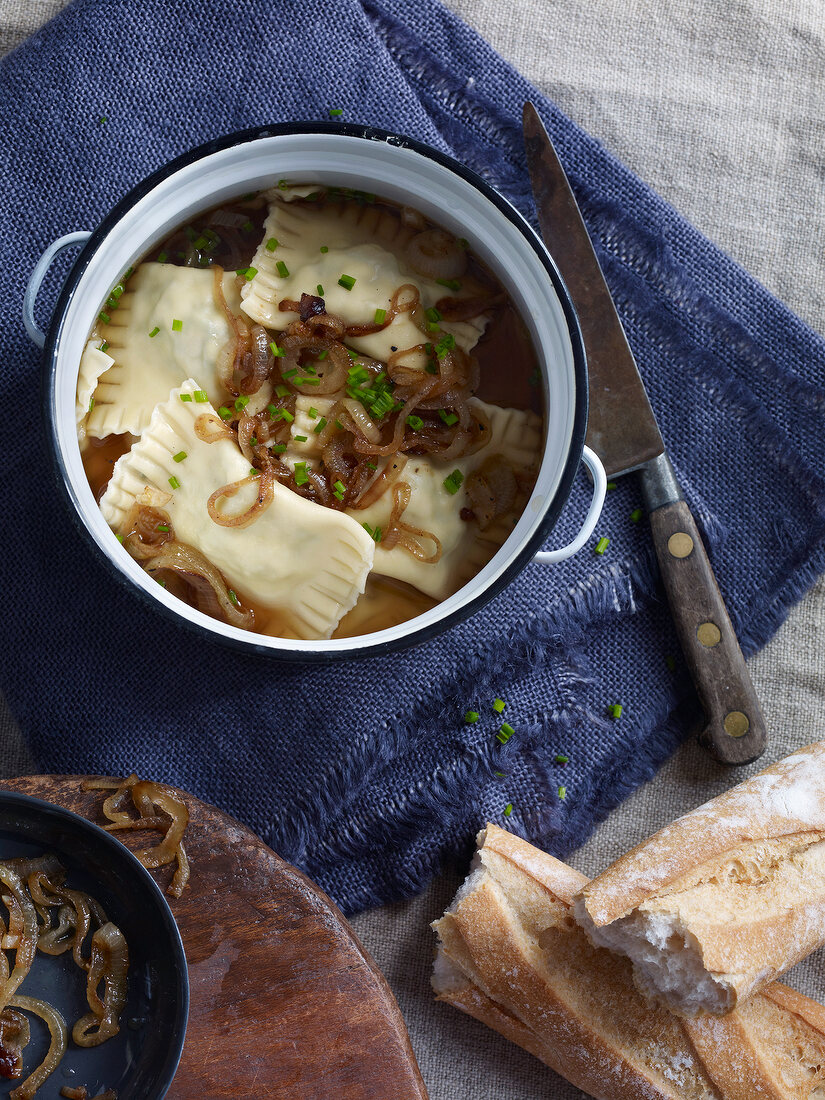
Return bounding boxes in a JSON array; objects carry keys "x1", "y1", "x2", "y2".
[{"x1": 0, "y1": 791, "x2": 188, "y2": 1099}]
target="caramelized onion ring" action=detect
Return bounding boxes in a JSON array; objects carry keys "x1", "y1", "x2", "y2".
[
  {"x1": 0, "y1": 869, "x2": 38, "y2": 1013},
  {"x1": 207, "y1": 471, "x2": 274, "y2": 528},
  {"x1": 9, "y1": 995, "x2": 67, "y2": 1100},
  {"x1": 381, "y1": 482, "x2": 442, "y2": 563},
  {"x1": 406, "y1": 229, "x2": 467, "y2": 280},
  {"x1": 143, "y1": 542, "x2": 254, "y2": 630},
  {"x1": 71, "y1": 924, "x2": 128, "y2": 1048},
  {"x1": 194, "y1": 413, "x2": 233, "y2": 444}
]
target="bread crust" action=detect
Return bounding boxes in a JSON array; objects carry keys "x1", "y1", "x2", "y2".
[
  {"x1": 578, "y1": 742, "x2": 825, "y2": 927},
  {"x1": 433, "y1": 824, "x2": 825, "y2": 1100}
]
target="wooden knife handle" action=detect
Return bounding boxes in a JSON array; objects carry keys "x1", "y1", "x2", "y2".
[{"x1": 647, "y1": 499, "x2": 767, "y2": 764}]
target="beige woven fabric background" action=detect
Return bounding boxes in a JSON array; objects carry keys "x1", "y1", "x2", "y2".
[{"x1": 3, "y1": 2, "x2": 825, "y2": 1097}]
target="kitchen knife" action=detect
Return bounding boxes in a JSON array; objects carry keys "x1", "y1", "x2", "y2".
[{"x1": 522, "y1": 101, "x2": 766, "y2": 765}]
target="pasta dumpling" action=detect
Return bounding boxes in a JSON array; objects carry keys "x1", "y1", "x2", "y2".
[
  {"x1": 84, "y1": 265, "x2": 243, "y2": 439},
  {"x1": 100, "y1": 380, "x2": 374, "y2": 640},
  {"x1": 351, "y1": 400, "x2": 542, "y2": 599},
  {"x1": 240, "y1": 198, "x2": 486, "y2": 365}
]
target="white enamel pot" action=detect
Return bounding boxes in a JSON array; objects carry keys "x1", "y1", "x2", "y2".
[{"x1": 26, "y1": 123, "x2": 605, "y2": 660}]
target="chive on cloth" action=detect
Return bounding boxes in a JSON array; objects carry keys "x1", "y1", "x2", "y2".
[{"x1": 2, "y1": 0, "x2": 825, "y2": 914}]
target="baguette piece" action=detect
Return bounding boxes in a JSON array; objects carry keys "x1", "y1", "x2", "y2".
[
  {"x1": 575, "y1": 741, "x2": 825, "y2": 1016},
  {"x1": 432, "y1": 824, "x2": 825, "y2": 1100}
]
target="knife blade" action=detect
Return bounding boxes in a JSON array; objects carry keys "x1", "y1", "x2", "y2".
[{"x1": 523, "y1": 101, "x2": 766, "y2": 765}]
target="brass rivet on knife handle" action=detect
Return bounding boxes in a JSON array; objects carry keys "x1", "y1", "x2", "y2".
[{"x1": 647, "y1": 500, "x2": 767, "y2": 765}]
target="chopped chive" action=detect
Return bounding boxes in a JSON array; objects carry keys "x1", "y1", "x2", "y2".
[
  {"x1": 503, "y1": 803, "x2": 513, "y2": 817},
  {"x1": 179, "y1": 394, "x2": 192, "y2": 402},
  {"x1": 98, "y1": 341, "x2": 109, "y2": 352},
  {"x1": 249, "y1": 437, "x2": 257, "y2": 446},
  {"x1": 99, "y1": 115, "x2": 107, "y2": 124},
  {"x1": 406, "y1": 414, "x2": 424, "y2": 431},
  {"x1": 193, "y1": 390, "x2": 209, "y2": 403},
  {"x1": 277, "y1": 179, "x2": 288, "y2": 190},
  {"x1": 436, "y1": 277, "x2": 461, "y2": 291},
  {"x1": 271, "y1": 442, "x2": 287, "y2": 453},
  {"x1": 294, "y1": 462, "x2": 309, "y2": 486},
  {"x1": 457, "y1": 237, "x2": 468, "y2": 249},
  {"x1": 464, "y1": 710, "x2": 480, "y2": 724},
  {"x1": 362, "y1": 523, "x2": 382, "y2": 543},
  {"x1": 236, "y1": 266, "x2": 257, "y2": 281},
  {"x1": 88, "y1": 397, "x2": 95, "y2": 412},
  {"x1": 269, "y1": 341, "x2": 284, "y2": 357},
  {"x1": 438, "y1": 409, "x2": 459, "y2": 426},
  {"x1": 606, "y1": 481, "x2": 617, "y2": 491},
  {"x1": 665, "y1": 654, "x2": 676, "y2": 672},
  {"x1": 374, "y1": 308, "x2": 387, "y2": 324},
  {"x1": 98, "y1": 311, "x2": 110, "y2": 325},
  {"x1": 275, "y1": 384, "x2": 291, "y2": 397},
  {"x1": 218, "y1": 405, "x2": 232, "y2": 420},
  {"x1": 242, "y1": 219, "x2": 254, "y2": 233},
  {"x1": 283, "y1": 368, "x2": 299, "y2": 380},
  {"x1": 172, "y1": 318, "x2": 183, "y2": 332},
  {"x1": 320, "y1": 245, "x2": 329, "y2": 253},
  {"x1": 316, "y1": 283, "x2": 325, "y2": 296},
  {"x1": 173, "y1": 451, "x2": 187, "y2": 463},
  {"x1": 148, "y1": 326, "x2": 160, "y2": 338},
  {"x1": 294, "y1": 434, "x2": 308, "y2": 442},
  {"x1": 115, "y1": 533, "x2": 124, "y2": 543},
  {"x1": 630, "y1": 508, "x2": 643, "y2": 523},
  {"x1": 493, "y1": 771, "x2": 505, "y2": 778},
  {"x1": 308, "y1": 407, "x2": 319, "y2": 419},
  {"x1": 265, "y1": 237, "x2": 279, "y2": 252},
  {"x1": 168, "y1": 475, "x2": 181, "y2": 490},
  {"x1": 228, "y1": 589, "x2": 240, "y2": 607},
  {"x1": 496, "y1": 723, "x2": 514, "y2": 745},
  {"x1": 273, "y1": 408, "x2": 294, "y2": 423},
  {"x1": 249, "y1": 467, "x2": 258, "y2": 476},
  {"x1": 333, "y1": 480, "x2": 346, "y2": 494},
  {"x1": 338, "y1": 273, "x2": 356, "y2": 291},
  {"x1": 425, "y1": 307, "x2": 442, "y2": 323},
  {"x1": 234, "y1": 395, "x2": 250, "y2": 410},
  {"x1": 157, "y1": 251, "x2": 168, "y2": 263},
  {"x1": 554, "y1": 754, "x2": 569, "y2": 765},
  {"x1": 313, "y1": 417, "x2": 328, "y2": 434},
  {"x1": 435, "y1": 332, "x2": 456, "y2": 358},
  {"x1": 335, "y1": 418, "x2": 344, "y2": 430},
  {"x1": 594, "y1": 536, "x2": 610, "y2": 555},
  {"x1": 156, "y1": 579, "x2": 166, "y2": 588},
  {"x1": 317, "y1": 349, "x2": 328, "y2": 360},
  {"x1": 558, "y1": 786, "x2": 567, "y2": 801},
  {"x1": 367, "y1": 462, "x2": 377, "y2": 470},
  {"x1": 155, "y1": 524, "x2": 170, "y2": 532},
  {"x1": 608, "y1": 703, "x2": 623, "y2": 719},
  {"x1": 329, "y1": 107, "x2": 343, "y2": 117},
  {"x1": 276, "y1": 260, "x2": 290, "y2": 278},
  {"x1": 443, "y1": 469, "x2": 464, "y2": 495},
  {"x1": 493, "y1": 698, "x2": 506, "y2": 713}
]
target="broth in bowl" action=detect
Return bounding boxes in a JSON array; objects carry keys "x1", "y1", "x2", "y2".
[{"x1": 76, "y1": 185, "x2": 543, "y2": 641}]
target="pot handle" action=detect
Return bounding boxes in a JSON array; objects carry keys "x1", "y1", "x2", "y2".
[
  {"x1": 533, "y1": 446, "x2": 607, "y2": 564},
  {"x1": 23, "y1": 231, "x2": 92, "y2": 349}
]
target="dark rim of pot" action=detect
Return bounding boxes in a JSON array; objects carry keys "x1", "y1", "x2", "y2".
[
  {"x1": 42, "y1": 121, "x2": 588, "y2": 663},
  {"x1": 0, "y1": 790, "x2": 189, "y2": 1097}
]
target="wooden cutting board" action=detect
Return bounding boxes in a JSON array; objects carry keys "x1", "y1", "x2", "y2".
[{"x1": 0, "y1": 775, "x2": 428, "y2": 1100}]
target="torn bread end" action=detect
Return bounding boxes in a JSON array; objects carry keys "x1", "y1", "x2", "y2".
[{"x1": 573, "y1": 896, "x2": 736, "y2": 1017}]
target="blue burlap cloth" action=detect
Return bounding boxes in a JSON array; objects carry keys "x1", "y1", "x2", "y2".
[{"x1": 1, "y1": 0, "x2": 824, "y2": 913}]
